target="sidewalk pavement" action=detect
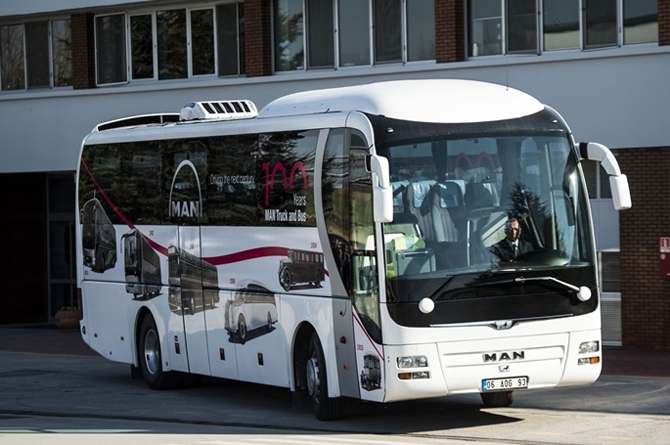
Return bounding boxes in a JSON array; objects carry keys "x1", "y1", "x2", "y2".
[{"x1": 0, "y1": 324, "x2": 668, "y2": 378}]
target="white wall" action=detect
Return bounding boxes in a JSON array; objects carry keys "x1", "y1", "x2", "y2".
[{"x1": 1, "y1": 46, "x2": 669, "y2": 175}]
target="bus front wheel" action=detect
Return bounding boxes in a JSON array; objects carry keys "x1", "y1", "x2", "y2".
[
  {"x1": 306, "y1": 333, "x2": 343, "y2": 420},
  {"x1": 480, "y1": 390, "x2": 515, "y2": 408},
  {"x1": 139, "y1": 315, "x2": 180, "y2": 390}
]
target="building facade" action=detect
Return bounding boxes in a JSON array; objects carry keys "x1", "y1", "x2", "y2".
[{"x1": 1, "y1": 0, "x2": 668, "y2": 349}]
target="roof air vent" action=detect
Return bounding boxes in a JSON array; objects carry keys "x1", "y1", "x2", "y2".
[{"x1": 180, "y1": 100, "x2": 258, "y2": 121}]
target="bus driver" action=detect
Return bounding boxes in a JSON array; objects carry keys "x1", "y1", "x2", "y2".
[{"x1": 491, "y1": 218, "x2": 532, "y2": 262}]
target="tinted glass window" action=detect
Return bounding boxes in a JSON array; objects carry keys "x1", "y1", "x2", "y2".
[
  {"x1": 157, "y1": 9, "x2": 187, "y2": 79},
  {"x1": 96, "y1": 15, "x2": 127, "y2": 85},
  {"x1": 274, "y1": 0, "x2": 304, "y2": 71},
  {"x1": 543, "y1": 0, "x2": 580, "y2": 51},
  {"x1": 131, "y1": 15, "x2": 154, "y2": 79},
  {"x1": 1, "y1": 24, "x2": 26, "y2": 90}
]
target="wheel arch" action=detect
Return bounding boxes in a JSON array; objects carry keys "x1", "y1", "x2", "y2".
[
  {"x1": 290, "y1": 319, "x2": 342, "y2": 398},
  {"x1": 291, "y1": 321, "x2": 316, "y2": 392},
  {"x1": 134, "y1": 307, "x2": 151, "y2": 366}
]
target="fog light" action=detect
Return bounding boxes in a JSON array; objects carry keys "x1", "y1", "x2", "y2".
[
  {"x1": 579, "y1": 341, "x2": 600, "y2": 354},
  {"x1": 396, "y1": 355, "x2": 428, "y2": 368},
  {"x1": 398, "y1": 371, "x2": 431, "y2": 380},
  {"x1": 578, "y1": 356, "x2": 600, "y2": 365}
]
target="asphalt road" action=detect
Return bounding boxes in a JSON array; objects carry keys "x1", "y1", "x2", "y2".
[{"x1": 0, "y1": 350, "x2": 669, "y2": 444}]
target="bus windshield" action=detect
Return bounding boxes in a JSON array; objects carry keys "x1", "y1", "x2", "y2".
[{"x1": 380, "y1": 132, "x2": 594, "y2": 308}]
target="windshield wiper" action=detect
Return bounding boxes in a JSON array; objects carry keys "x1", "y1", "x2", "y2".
[
  {"x1": 426, "y1": 275, "x2": 455, "y2": 301},
  {"x1": 473, "y1": 275, "x2": 592, "y2": 301}
]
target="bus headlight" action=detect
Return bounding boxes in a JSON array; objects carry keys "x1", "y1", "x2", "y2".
[
  {"x1": 579, "y1": 341, "x2": 600, "y2": 354},
  {"x1": 396, "y1": 355, "x2": 428, "y2": 368}
]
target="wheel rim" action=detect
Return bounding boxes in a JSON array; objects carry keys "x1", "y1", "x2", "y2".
[
  {"x1": 144, "y1": 329, "x2": 160, "y2": 375},
  {"x1": 306, "y1": 352, "x2": 320, "y2": 403},
  {"x1": 267, "y1": 312, "x2": 272, "y2": 329},
  {"x1": 239, "y1": 317, "x2": 247, "y2": 339}
]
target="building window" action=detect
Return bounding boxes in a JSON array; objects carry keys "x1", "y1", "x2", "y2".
[
  {"x1": 338, "y1": 0, "x2": 370, "y2": 67},
  {"x1": 543, "y1": 0, "x2": 580, "y2": 51},
  {"x1": 274, "y1": 0, "x2": 435, "y2": 72},
  {"x1": 191, "y1": 9, "x2": 215, "y2": 76},
  {"x1": 26, "y1": 22, "x2": 50, "y2": 88},
  {"x1": 216, "y1": 3, "x2": 245, "y2": 76},
  {"x1": 274, "y1": 0, "x2": 305, "y2": 71},
  {"x1": 507, "y1": 0, "x2": 537, "y2": 53},
  {"x1": 156, "y1": 9, "x2": 187, "y2": 80},
  {"x1": 623, "y1": 0, "x2": 658, "y2": 45},
  {"x1": 130, "y1": 14, "x2": 154, "y2": 80},
  {"x1": 96, "y1": 4, "x2": 244, "y2": 86},
  {"x1": 52, "y1": 20, "x2": 72, "y2": 87},
  {"x1": 374, "y1": 0, "x2": 403, "y2": 63},
  {"x1": 468, "y1": 0, "x2": 657, "y2": 57},
  {"x1": 0, "y1": 19, "x2": 71, "y2": 91},
  {"x1": 584, "y1": 0, "x2": 617, "y2": 48},
  {"x1": 96, "y1": 14, "x2": 127, "y2": 85},
  {"x1": 0, "y1": 24, "x2": 25, "y2": 90},
  {"x1": 307, "y1": 0, "x2": 334, "y2": 68},
  {"x1": 469, "y1": 0, "x2": 502, "y2": 56},
  {"x1": 407, "y1": 0, "x2": 436, "y2": 61}
]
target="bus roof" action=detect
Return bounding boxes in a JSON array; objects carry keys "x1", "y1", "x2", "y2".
[
  {"x1": 83, "y1": 79, "x2": 547, "y2": 145},
  {"x1": 258, "y1": 79, "x2": 544, "y2": 124}
]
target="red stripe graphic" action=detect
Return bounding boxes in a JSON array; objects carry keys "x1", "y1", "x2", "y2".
[{"x1": 204, "y1": 247, "x2": 289, "y2": 265}]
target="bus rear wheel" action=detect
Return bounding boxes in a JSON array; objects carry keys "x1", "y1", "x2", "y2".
[
  {"x1": 139, "y1": 315, "x2": 180, "y2": 390},
  {"x1": 480, "y1": 390, "x2": 515, "y2": 408},
  {"x1": 306, "y1": 333, "x2": 343, "y2": 420}
]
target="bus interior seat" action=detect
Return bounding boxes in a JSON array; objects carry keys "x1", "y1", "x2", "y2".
[
  {"x1": 430, "y1": 182, "x2": 465, "y2": 243},
  {"x1": 406, "y1": 180, "x2": 437, "y2": 241},
  {"x1": 428, "y1": 182, "x2": 468, "y2": 269},
  {"x1": 390, "y1": 180, "x2": 409, "y2": 213},
  {"x1": 464, "y1": 174, "x2": 500, "y2": 265},
  {"x1": 465, "y1": 180, "x2": 494, "y2": 211}
]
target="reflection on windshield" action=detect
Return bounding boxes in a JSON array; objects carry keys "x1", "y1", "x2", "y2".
[{"x1": 381, "y1": 135, "x2": 593, "y2": 282}]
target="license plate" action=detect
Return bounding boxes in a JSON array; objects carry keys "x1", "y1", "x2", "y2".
[{"x1": 482, "y1": 376, "x2": 528, "y2": 392}]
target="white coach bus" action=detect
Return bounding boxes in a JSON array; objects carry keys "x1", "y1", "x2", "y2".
[{"x1": 76, "y1": 79, "x2": 630, "y2": 420}]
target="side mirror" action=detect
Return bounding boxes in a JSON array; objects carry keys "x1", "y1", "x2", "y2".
[
  {"x1": 609, "y1": 174, "x2": 632, "y2": 211},
  {"x1": 580, "y1": 142, "x2": 631, "y2": 211},
  {"x1": 368, "y1": 153, "x2": 393, "y2": 222}
]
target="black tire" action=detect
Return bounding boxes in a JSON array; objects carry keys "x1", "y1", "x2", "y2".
[
  {"x1": 281, "y1": 269, "x2": 292, "y2": 292},
  {"x1": 267, "y1": 311, "x2": 273, "y2": 330},
  {"x1": 306, "y1": 333, "x2": 344, "y2": 420},
  {"x1": 480, "y1": 390, "x2": 515, "y2": 408},
  {"x1": 238, "y1": 314, "x2": 247, "y2": 344},
  {"x1": 138, "y1": 315, "x2": 181, "y2": 390}
]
